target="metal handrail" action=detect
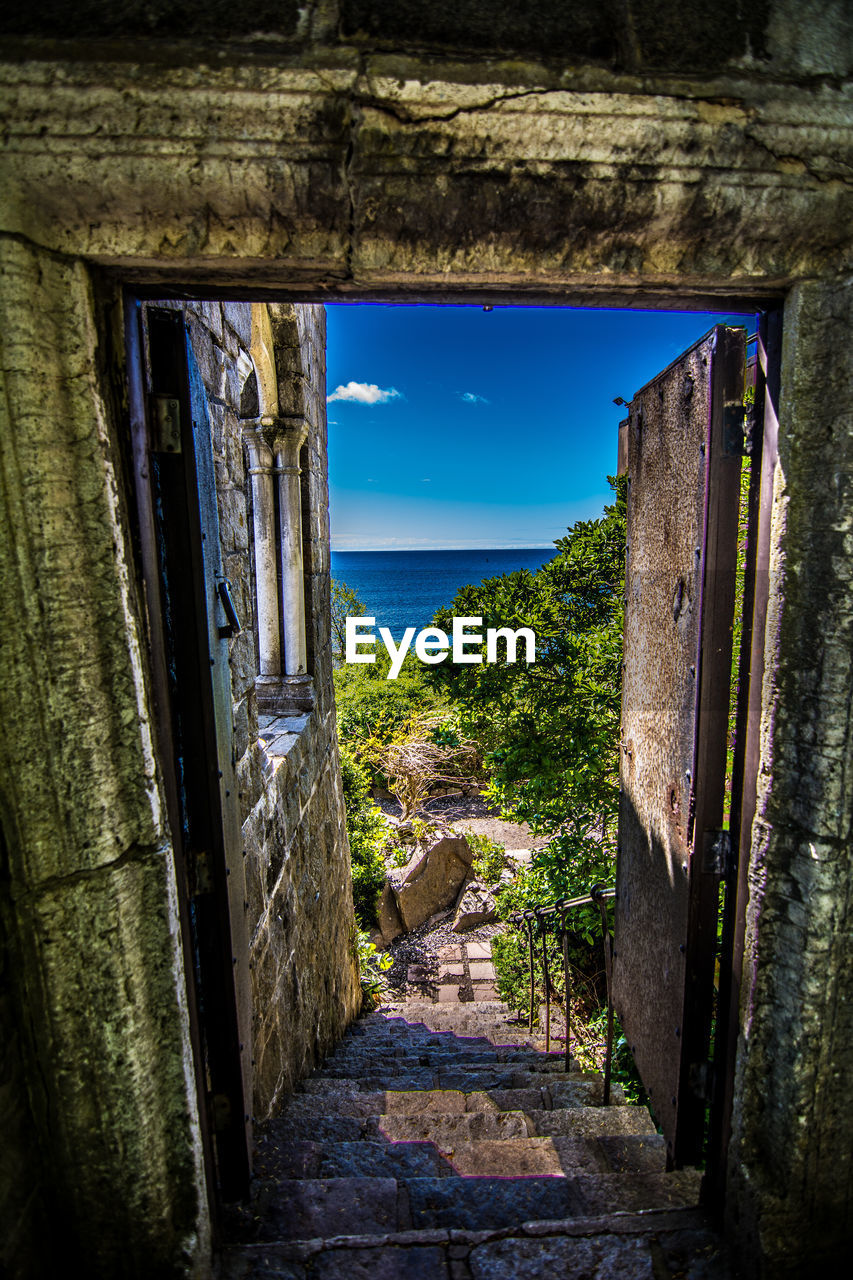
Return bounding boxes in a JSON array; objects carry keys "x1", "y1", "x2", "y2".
[{"x1": 511, "y1": 883, "x2": 617, "y2": 1103}]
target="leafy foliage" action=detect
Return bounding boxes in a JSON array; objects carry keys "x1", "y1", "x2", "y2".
[
  {"x1": 334, "y1": 648, "x2": 448, "y2": 766},
  {"x1": 331, "y1": 579, "x2": 366, "y2": 659},
  {"x1": 430, "y1": 476, "x2": 627, "y2": 844},
  {"x1": 369, "y1": 712, "x2": 480, "y2": 820},
  {"x1": 352, "y1": 926, "x2": 393, "y2": 1010},
  {"x1": 339, "y1": 743, "x2": 387, "y2": 928},
  {"x1": 465, "y1": 832, "x2": 507, "y2": 884},
  {"x1": 427, "y1": 479, "x2": 627, "y2": 1021}
]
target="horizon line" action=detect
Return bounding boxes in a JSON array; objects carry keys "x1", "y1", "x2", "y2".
[{"x1": 331, "y1": 543, "x2": 556, "y2": 553}]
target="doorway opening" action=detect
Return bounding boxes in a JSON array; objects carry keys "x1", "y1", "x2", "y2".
[{"x1": 121, "y1": 292, "x2": 779, "y2": 1227}]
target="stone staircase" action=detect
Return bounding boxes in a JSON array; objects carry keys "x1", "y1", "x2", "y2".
[{"x1": 221, "y1": 952, "x2": 731, "y2": 1278}]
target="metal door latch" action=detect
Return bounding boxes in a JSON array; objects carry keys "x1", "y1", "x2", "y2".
[{"x1": 216, "y1": 578, "x2": 242, "y2": 638}]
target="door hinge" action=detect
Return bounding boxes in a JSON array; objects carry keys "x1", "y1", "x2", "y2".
[
  {"x1": 723, "y1": 404, "x2": 747, "y2": 457},
  {"x1": 151, "y1": 394, "x2": 182, "y2": 453},
  {"x1": 703, "y1": 828, "x2": 734, "y2": 879}
]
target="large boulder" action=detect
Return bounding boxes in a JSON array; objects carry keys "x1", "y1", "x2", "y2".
[
  {"x1": 393, "y1": 834, "x2": 473, "y2": 933},
  {"x1": 377, "y1": 880, "x2": 406, "y2": 945},
  {"x1": 453, "y1": 880, "x2": 497, "y2": 932}
]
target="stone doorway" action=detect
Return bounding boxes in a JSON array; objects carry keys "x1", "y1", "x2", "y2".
[{"x1": 1, "y1": 15, "x2": 851, "y2": 1275}]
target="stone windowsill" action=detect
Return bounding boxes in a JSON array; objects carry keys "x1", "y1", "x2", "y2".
[{"x1": 259, "y1": 712, "x2": 311, "y2": 758}]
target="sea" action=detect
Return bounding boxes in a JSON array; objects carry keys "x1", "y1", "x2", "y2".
[{"x1": 330, "y1": 548, "x2": 557, "y2": 636}]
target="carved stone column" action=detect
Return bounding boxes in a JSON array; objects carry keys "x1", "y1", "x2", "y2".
[
  {"x1": 243, "y1": 421, "x2": 280, "y2": 682},
  {"x1": 274, "y1": 420, "x2": 309, "y2": 677}
]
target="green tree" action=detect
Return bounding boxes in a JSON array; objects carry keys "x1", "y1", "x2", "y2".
[
  {"x1": 431, "y1": 475, "x2": 627, "y2": 851},
  {"x1": 331, "y1": 579, "x2": 366, "y2": 659},
  {"x1": 428, "y1": 477, "x2": 627, "y2": 1015}
]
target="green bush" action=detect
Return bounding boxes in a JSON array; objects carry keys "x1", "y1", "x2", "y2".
[
  {"x1": 351, "y1": 925, "x2": 393, "y2": 1011},
  {"x1": 335, "y1": 648, "x2": 447, "y2": 754},
  {"x1": 339, "y1": 743, "x2": 387, "y2": 928},
  {"x1": 491, "y1": 838, "x2": 614, "y2": 1021},
  {"x1": 465, "y1": 832, "x2": 507, "y2": 885}
]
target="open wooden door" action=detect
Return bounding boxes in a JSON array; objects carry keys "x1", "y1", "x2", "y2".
[
  {"x1": 126, "y1": 303, "x2": 252, "y2": 1203},
  {"x1": 613, "y1": 325, "x2": 746, "y2": 1168}
]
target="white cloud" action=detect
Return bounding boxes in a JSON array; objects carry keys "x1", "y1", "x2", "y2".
[
  {"x1": 461, "y1": 391, "x2": 489, "y2": 404},
  {"x1": 327, "y1": 381, "x2": 402, "y2": 405}
]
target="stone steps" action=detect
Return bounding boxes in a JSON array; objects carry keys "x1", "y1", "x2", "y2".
[
  {"x1": 254, "y1": 1132, "x2": 670, "y2": 1181},
  {"x1": 235, "y1": 1170, "x2": 701, "y2": 1241},
  {"x1": 221, "y1": 944, "x2": 729, "y2": 1277},
  {"x1": 222, "y1": 1208, "x2": 727, "y2": 1279}
]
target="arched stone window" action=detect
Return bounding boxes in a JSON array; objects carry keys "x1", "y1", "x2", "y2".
[{"x1": 240, "y1": 303, "x2": 311, "y2": 714}]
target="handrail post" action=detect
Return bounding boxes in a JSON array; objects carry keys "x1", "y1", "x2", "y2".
[
  {"x1": 535, "y1": 907, "x2": 551, "y2": 1052},
  {"x1": 591, "y1": 883, "x2": 615, "y2": 1106},
  {"x1": 524, "y1": 915, "x2": 536, "y2": 1034},
  {"x1": 560, "y1": 902, "x2": 572, "y2": 1072}
]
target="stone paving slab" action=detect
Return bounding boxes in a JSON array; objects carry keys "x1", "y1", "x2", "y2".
[
  {"x1": 382, "y1": 1090, "x2": 469, "y2": 1114},
  {"x1": 407, "y1": 1175, "x2": 590, "y2": 1231},
  {"x1": 527, "y1": 1106, "x2": 657, "y2": 1139},
  {"x1": 242, "y1": 1177, "x2": 400, "y2": 1241},
  {"x1": 222, "y1": 997, "x2": 725, "y2": 1275},
  {"x1": 468, "y1": 1233, "x2": 654, "y2": 1279},
  {"x1": 264, "y1": 1116, "x2": 371, "y2": 1145},
  {"x1": 376, "y1": 1111, "x2": 533, "y2": 1145},
  {"x1": 433, "y1": 1072, "x2": 518, "y2": 1092},
  {"x1": 597, "y1": 1133, "x2": 668, "y2": 1173},
  {"x1": 315, "y1": 1141, "x2": 454, "y2": 1181},
  {"x1": 438, "y1": 985, "x2": 465, "y2": 1003},
  {"x1": 445, "y1": 1137, "x2": 566, "y2": 1177},
  {"x1": 461, "y1": 1087, "x2": 547, "y2": 1113}
]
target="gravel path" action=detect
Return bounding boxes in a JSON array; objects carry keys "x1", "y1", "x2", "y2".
[{"x1": 374, "y1": 791, "x2": 548, "y2": 852}]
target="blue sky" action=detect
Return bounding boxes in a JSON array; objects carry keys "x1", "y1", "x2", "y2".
[{"x1": 326, "y1": 304, "x2": 753, "y2": 551}]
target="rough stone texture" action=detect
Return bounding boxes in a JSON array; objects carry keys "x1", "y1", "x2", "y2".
[
  {"x1": 0, "y1": 35, "x2": 851, "y2": 303},
  {"x1": 378, "y1": 881, "x2": 406, "y2": 944},
  {"x1": 0, "y1": 890, "x2": 50, "y2": 1279},
  {"x1": 1, "y1": 3, "x2": 850, "y2": 80},
  {"x1": 726, "y1": 279, "x2": 853, "y2": 1276},
  {"x1": 221, "y1": 999, "x2": 719, "y2": 1276},
  {"x1": 453, "y1": 881, "x2": 497, "y2": 932},
  {"x1": 0, "y1": 241, "x2": 210, "y2": 1275}
]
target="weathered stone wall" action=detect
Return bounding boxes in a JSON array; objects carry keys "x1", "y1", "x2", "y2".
[
  {"x1": 726, "y1": 279, "x2": 853, "y2": 1275},
  {"x1": 172, "y1": 298, "x2": 360, "y2": 1118},
  {"x1": 1, "y1": 2, "x2": 850, "y2": 79},
  {"x1": 0, "y1": 840, "x2": 50, "y2": 1280},
  {"x1": 0, "y1": 243, "x2": 211, "y2": 1277}
]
